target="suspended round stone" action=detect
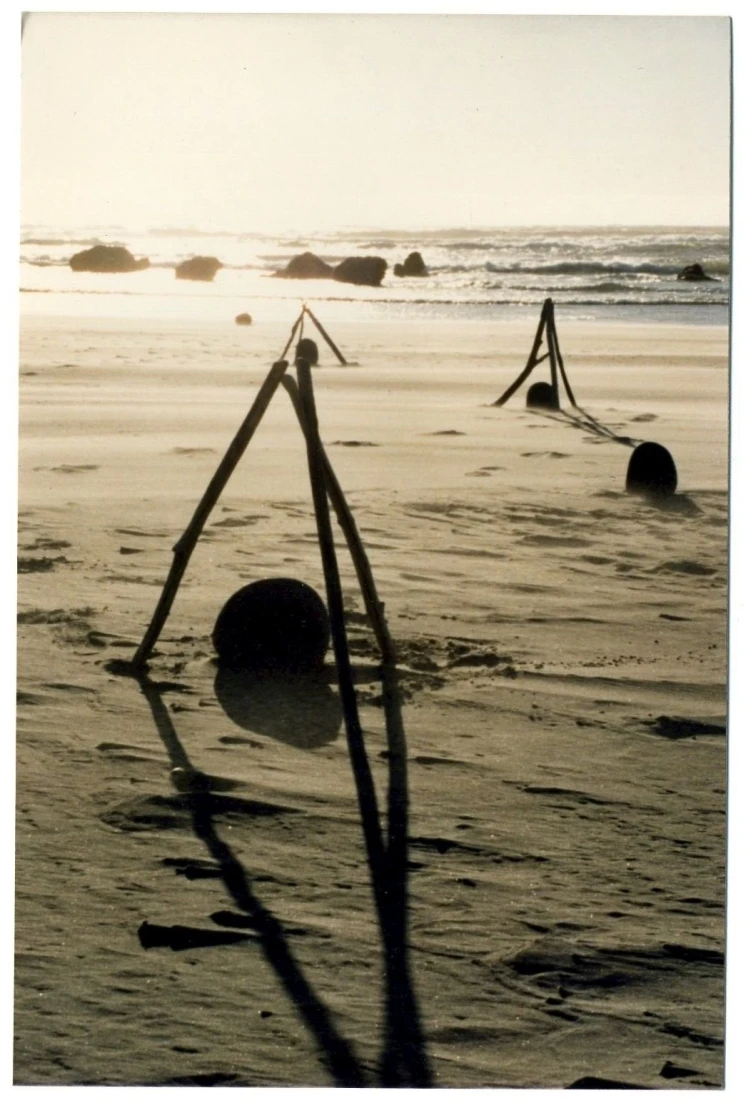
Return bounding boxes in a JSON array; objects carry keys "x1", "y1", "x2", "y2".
[
  {"x1": 295, "y1": 337, "x2": 319, "y2": 366},
  {"x1": 526, "y1": 381, "x2": 558, "y2": 410},
  {"x1": 626, "y1": 441, "x2": 678, "y2": 498},
  {"x1": 212, "y1": 578, "x2": 331, "y2": 673}
]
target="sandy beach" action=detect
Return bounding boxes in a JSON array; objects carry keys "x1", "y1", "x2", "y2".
[{"x1": 14, "y1": 308, "x2": 728, "y2": 1088}]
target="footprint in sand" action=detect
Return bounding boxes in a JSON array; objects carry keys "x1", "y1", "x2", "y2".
[
  {"x1": 17, "y1": 606, "x2": 97, "y2": 626},
  {"x1": 18, "y1": 555, "x2": 69, "y2": 573},
  {"x1": 211, "y1": 515, "x2": 265, "y2": 528},
  {"x1": 650, "y1": 559, "x2": 717, "y2": 577},
  {"x1": 115, "y1": 527, "x2": 172, "y2": 540},
  {"x1": 20, "y1": 537, "x2": 71, "y2": 552},
  {"x1": 518, "y1": 534, "x2": 591, "y2": 548},
  {"x1": 100, "y1": 793, "x2": 295, "y2": 832},
  {"x1": 33, "y1": 464, "x2": 99, "y2": 474},
  {"x1": 329, "y1": 440, "x2": 379, "y2": 447}
]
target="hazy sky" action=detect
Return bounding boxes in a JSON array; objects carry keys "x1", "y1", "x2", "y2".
[{"x1": 19, "y1": 11, "x2": 732, "y2": 234}]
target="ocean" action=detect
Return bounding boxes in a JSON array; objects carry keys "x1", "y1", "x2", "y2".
[{"x1": 20, "y1": 224, "x2": 730, "y2": 327}]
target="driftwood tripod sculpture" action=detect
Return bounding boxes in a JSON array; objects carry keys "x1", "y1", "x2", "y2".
[
  {"x1": 493, "y1": 296, "x2": 576, "y2": 410},
  {"x1": 132, "y1": 303, "x2": 390, "y2": 670},
  {"x1": 127, "y1": 306, "x2": 430, "y2": 1084},
  {"x1": 493, "y1": 297, "x2": 678, "y2": 498}
]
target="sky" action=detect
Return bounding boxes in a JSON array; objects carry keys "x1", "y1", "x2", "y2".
[{"x1": 18, "y1": 8, "x2": 732, "y2": 234}]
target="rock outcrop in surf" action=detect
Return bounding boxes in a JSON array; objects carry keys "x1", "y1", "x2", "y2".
[
  {"x1": 333, "y1": 256, "x2": 387, "y2": 286},
  {"x1": 677, "y1": 263, "x2": 717, "y2": 282},
  {"x1": 69, "y1": 244, "x2": 150, "y2": 273},
  {"x1": 175, "y1": 255, "x2": 223, "y2": 281},
  {"x1": 274, "y1": 251, "x2": 387, "y2": 287},
  {"x1": 277, "y1": 252, "x2": 335, "y2": 280},
  {"x1": 394, "y1": 251, "x2": 428, "y2": 277}
]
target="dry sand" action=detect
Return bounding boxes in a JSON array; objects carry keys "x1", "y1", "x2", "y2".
[{"x1": 14, "y1": 310, "x2": 728, "y2": 1088}]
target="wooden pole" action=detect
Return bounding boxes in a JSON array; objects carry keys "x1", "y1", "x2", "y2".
[
  {"x1": 132, "y1": 358, "x2": 289, "y2": 667},
  {"x1": 545, "y1": 301, "x2": 561, "y2": 409},
  {"x1": 295, "y1": 359, "x2": 387, "y2": 912},
  {"x1": 304, "y1": 305, "x2": 348, "y2": 365},
  {"x1": 551, "y1": 312, "x2": 577, "y2": 407},
  {"x1": 493, "y1": 298, "x2": 550, "y2": 406},
  {"x1": 279, "y1": 311, "x2": 305, "y2": 362},
  {"x1": 281, "y1": 375, "x2": 396, "y2": 664}
]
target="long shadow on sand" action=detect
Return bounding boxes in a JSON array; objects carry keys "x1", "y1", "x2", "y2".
[
  {"x1": 131, "y1": 661, "x2": 432, "y2": 1087},
  {"x1": 539, "y1": 404, "x2": 641, "y2": 447},
  {"x1": 134, "y1": 672, "x2": 366, "y2": 1086}
]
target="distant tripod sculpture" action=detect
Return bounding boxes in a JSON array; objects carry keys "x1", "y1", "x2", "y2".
[
  {"x1": 493, "y1": 297, "x2": 575, "y2": 411},
  {"x1": 492, "y1": 297, "x2": 678, "y2": 498}
]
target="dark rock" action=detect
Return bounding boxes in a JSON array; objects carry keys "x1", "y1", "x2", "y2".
[
  {"x1": 175, "y1": 256, "x2": 223, "y2": 282},
  {"x1": 526, "y1": 381, "x2": 558, "y2": 410},
  {"x1": 677, "y1": 263, "x2": 716, "y2": 282},
  {"x1": 626, "y1": 441, "x2": 677, "y2": 498},
  {"x1": 235, "y1": 313, "x2": 253, "y2": 325},
  {"x1": 393, "y1": 250, "x2": 428, "y2": 277},
  {"x1": 274, "y1": 251, "x2": 387, "y2": 286},
  {"x1": 333, "y1": 256, "x2": 387, "y2": 287},
  {"x1": 69, "y1": 244, "x2": 150, "y2": 273},
  {"x1": 295, "y1": 337, "x2": 319, "y2": 366},
  {"x1": 138, "y1": 921, "x2": 254, "y2": 951},
  {"x1": 275, "y1": 252, "x2": 335, "y2": 280},
  {"x1": 212, "y1": 578, "x2": 331, "y2": 674}
]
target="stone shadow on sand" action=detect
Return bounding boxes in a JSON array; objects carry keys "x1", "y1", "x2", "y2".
[
  {"x1": 132, "y1": 667, "x2": 431, "y2": 1087},
  {"x1": 213, "y1": 666, "x2": 342, "y2": 749}
]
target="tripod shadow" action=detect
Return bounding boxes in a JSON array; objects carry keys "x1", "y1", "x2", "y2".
[
  {"x1": 544, "y1": 403, "x2": 641, "y2": 448},
  {"x1": 134, "y1": 672, "x2": 367, "y2": 1087},
  {"x1": 133, "y1": 660, "x2": 432, "y2": 1087},
  {"x1": 375, "y1": 658, "x2": 432, "y2": 1086}
]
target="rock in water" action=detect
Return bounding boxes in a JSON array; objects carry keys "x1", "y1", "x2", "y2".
[
  {"x1": 175, "y1": 256, "x2": 223, "y2": 281},
  {"x1": 274, "y1": 252, "x2": 335, "y2": 280},
  {"x1": 677, "y1": 263, "x2": 716, "y2": 282},
  {"x1": 393, "y1": 251, "x2": 428, "y2": 277},
  {"x1": 626, "y1": 441, "x2": 678, "y2": 498},
  {"x1": 333, "y1": 256, "x2": 387, "y2": 287},
  {"x1": 526, "y1": 381, "x2": 558, "y2": 410},
  {"x1": 69, "y1": 244, "x2": 150, "y2": 272},
  {"x1": 295, "y1": 337, "x2": 319, "y2": 366},
  {"x1": 212, "y1": 579, "x2": 331, "y2": 673}
]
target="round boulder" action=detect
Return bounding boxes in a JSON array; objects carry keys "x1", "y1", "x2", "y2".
[
  {"x1": 235, "y1": 313, "x2": 253, "y2": 325},
  {"x1": 295, "y1": 337, "x2": 319, "y2": 366},
  {"x1": 212, "y1": 578, "x2": 331, "y2": 674},
  {"x1": 626, "y1": 441, "x2": 677, "y2": 498},
  {"x1": 526, "y1": 381, "x2": 558, "y2": 410}
]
